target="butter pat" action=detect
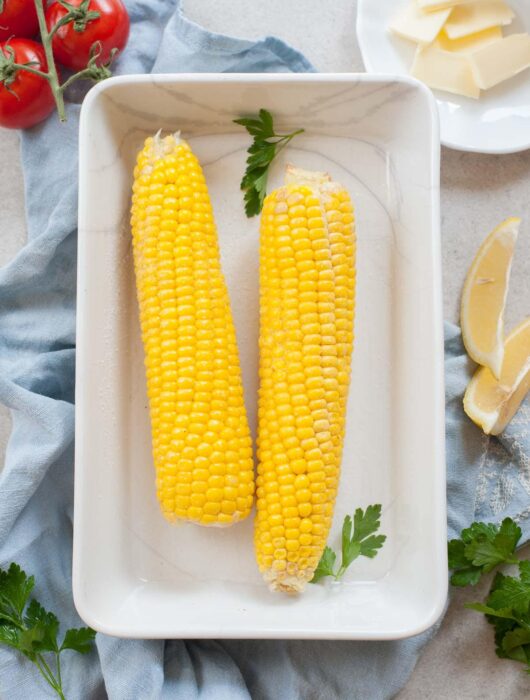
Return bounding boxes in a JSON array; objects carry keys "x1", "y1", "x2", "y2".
[
  {"x1": 411, "y1": 44, "x2": 480, "y2": 98},
  {"x1": 444, "y1": 1, "x2": 514, "y2": 40},
  {"x1": 417, "y1": 0, "x2": 485, "y2": 11},
  {"x1": 469, "y1": 33, "x2": 530, "y2": 89},
  {"x1": 436, "y1": 26, "x2": 503, "y2": 53},
  {"x1": 390, "y1": 3, "x2": 451, "y2": 45}
]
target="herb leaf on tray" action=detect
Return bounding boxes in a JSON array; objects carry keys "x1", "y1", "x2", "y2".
[
  {"x1": 311, "y1": 504, "x2": 387, "y2": 583},
  {"x1": 234, "y1": 108, "x2": 304, "y2": 217}
]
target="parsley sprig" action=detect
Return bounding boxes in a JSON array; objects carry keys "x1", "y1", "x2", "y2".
[
  {"x1": 311, "y1": 504, "x2": 387, "y2": 583},
  {"x1": 448, "y1": 518, "x2": 521, "y2": 587},
  {"x1": 0, "y1": 563, "x2": 95, "y2": 699},
  {"x1": 449, "y1": 518, "x2": 530, "y2": 673},
  {"x1": 233, "y1": 109, "x2": 304, "y2": 217}
]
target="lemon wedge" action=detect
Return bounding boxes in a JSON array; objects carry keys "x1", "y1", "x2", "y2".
[
  {"x1": 464, "y1": 317, "x2": 530, "y2": 435},
  {"x1": 461, "y1": 217, "x2": 520, "y2": 379}
]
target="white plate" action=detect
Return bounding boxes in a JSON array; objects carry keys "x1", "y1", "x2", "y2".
[
  {"x1": 75, "y1": 73, "x2": 447, "y2": 640},
  {"x1": 357, "y1": 0, "x2": 530, "y2": 154}
]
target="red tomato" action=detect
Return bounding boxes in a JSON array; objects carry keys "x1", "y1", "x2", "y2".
[
  {"x1": 46, "y1": 0, "x2": 129, "y2": 72},
  {"x1": 0, "y1": 0, "x2": 39, "y2": 41},
  {"x1": 0, "y1": 39, "x2": 55, "y2": 129}
]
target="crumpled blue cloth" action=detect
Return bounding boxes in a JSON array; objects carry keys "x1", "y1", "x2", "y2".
[{"x1": 0, "y1": 1, "x2": 529, "y2": 698}]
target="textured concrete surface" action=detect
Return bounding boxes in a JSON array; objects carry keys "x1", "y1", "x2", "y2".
[{"x1": 0, "y1": 1, "x2": 529, "y2": 697}]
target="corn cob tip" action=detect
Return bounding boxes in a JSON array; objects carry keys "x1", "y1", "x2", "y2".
[
  {"x1": 284, "y1": 165, "x2": 347, "y2": 202},
  {"x1": 137, "y1": 131, "x2": 183, "y2": 175},
  {"x1": 264, "y1": 571, "x2": 310, "y2": 595},
  {"x1": 285, "y1": 164, "x2": 330, "y2": 187},
  {"x1": 153, "y1": 130, "x2": 181, "y2": 155}
]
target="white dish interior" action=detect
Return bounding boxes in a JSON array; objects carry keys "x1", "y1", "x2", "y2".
[{"x1": 75, "y1": 74, "x2": 446, "y2": 639}]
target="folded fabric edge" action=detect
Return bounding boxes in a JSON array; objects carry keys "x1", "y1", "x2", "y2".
[{"x1": 174, "y1": 1, "x2": 316, "y2": 72}]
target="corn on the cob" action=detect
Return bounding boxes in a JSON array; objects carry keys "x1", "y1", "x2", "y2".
[
  {"x1": 255, "y1": 166, "x2": 356, "y2": 592},
  {"x1": 130, "y1": 133, "x2": 254, "y2": 526}
]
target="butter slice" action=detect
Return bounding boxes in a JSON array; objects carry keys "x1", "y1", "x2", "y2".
[
  {"x1": 412, "y1": 44, "x2": 480, "y2": 98},
  {"x1": 417, "y1": 0, "x2": 485, "y2": 11},
  {"x1": 390, "y1": 3, "x2": 451, "y2": 45},
  {"x1": 469, "y1": 33, "x2": 530, "y2": 89},
  {"x1": 444, "y1": 1, "x2": 514, "y2": 40},
  {"x1": 436, "y1": 26, "x2": 503, "y2": 53}
]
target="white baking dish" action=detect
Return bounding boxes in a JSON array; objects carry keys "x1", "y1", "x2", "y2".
[{"x1": 75, "y1": 73, "x2": 446, "y2": 639}]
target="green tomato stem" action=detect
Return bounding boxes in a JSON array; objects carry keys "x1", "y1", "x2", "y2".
[
  {"x1": 48, "y1": 13, "x2": 78, "y2": 40},
  {"x1": 59, "y1": 66, "x2": 95, "y2": 93},
  {"x1": 9, "y1": 62, "x2": 50, "y2": 80},
  {"x1": 33, "y1": 0, "x2": 66, "y2": 121}
]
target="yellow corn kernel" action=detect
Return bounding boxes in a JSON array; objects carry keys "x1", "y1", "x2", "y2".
[
  {"x1": 254, "y1": 165, "x2": 356, "y2": 593},
  {"x1": 131, "y1": 133, "x2": 254, "y2": 526}
]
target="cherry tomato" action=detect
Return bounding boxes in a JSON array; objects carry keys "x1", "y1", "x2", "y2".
[
  {"x1": 0, "y1": 39, "x2": 55, "y2": 129},
  {"x1": 46, "y1": 0, "x2": 129, "y2": 72},
  {"x1": 0, "y1": 0, "x2": 39, "y2": 41}
]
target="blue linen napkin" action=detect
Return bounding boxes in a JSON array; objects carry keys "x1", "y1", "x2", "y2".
[{"x1": 0, "y1": 1, "x2": 529, "y2": 698}]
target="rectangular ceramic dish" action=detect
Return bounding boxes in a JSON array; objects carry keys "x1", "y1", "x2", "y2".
[{"x1": 75, "y1": 73, "x2": 446, "y2": 639}]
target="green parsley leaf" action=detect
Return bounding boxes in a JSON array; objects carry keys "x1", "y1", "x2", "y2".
[
  {"x1": 466, "y1": 519, "x2": 521, "y2": 571},
  {"x1": 61, "y1": 627, "x2": 96, "y2": 654},
  {"x1": 0, "y1": 625, "x2": 22, "y2": 653},
  {"x1": 258, "y1": 108, "x2": 274, "y2": 136},
  {"x1": 352, "y1": 504, "x2": 383, "y2": 540},
  {"x1": 234, "y1": 109, "x2": 304, "y2": 217},
  {"x1": 0, "y1": 563, "x2": 35, "y2": 619},
  {"x1": 448, "y1": 539, "x2": 482, "y2": 586},
  {"x1": 311, "y1": 547, "x2": 337, "y2": 583},
  {"x1": 453, "y1": 519, "x2": 530, "y2": 675},
  {"x1": 340, "y1": 515, "x2": 355, "y2": 566},
  {"x1": 448, "y1": 517, "x2": 521, "y2": 587},
  {"x1": 16, "y1": 625, "x2": 46, "y2": 660},
  {"x1": 462, "y1": 522, "x2": 499, "y2": 543},
  {"x1": 24, "y1": 599, "x2": 59, "y2": 653},
  {"x1": 492, "y1": 616, "x2": 523, "y2": 660},
  {"x1": 311, "y1": 504, "x2": 386, "y2": 583},
  {"x1": 501, "y1": 627, "x2": 530, "y2": 663},
  {"x1": 466, "y1": 559, "x2": 530, "y2": 673},
  {"x1": 0, "y1": 563, "x2": 96, "y2": 698},
  {"x1": 339, "y1": 505, "x2": 386, "y2": 573},
  {"x1": 360, "y1": 534, "x2": 387, "y2": 559},
  {"x1": 464, "y1": 602, "x2": 518, "y2": 621},
  {"x1": 487, "y1": 564, "x2": 530, "y2": 615},
  {"x1": 492, "y1": 519, "x2": 523, "y2": 554}
]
